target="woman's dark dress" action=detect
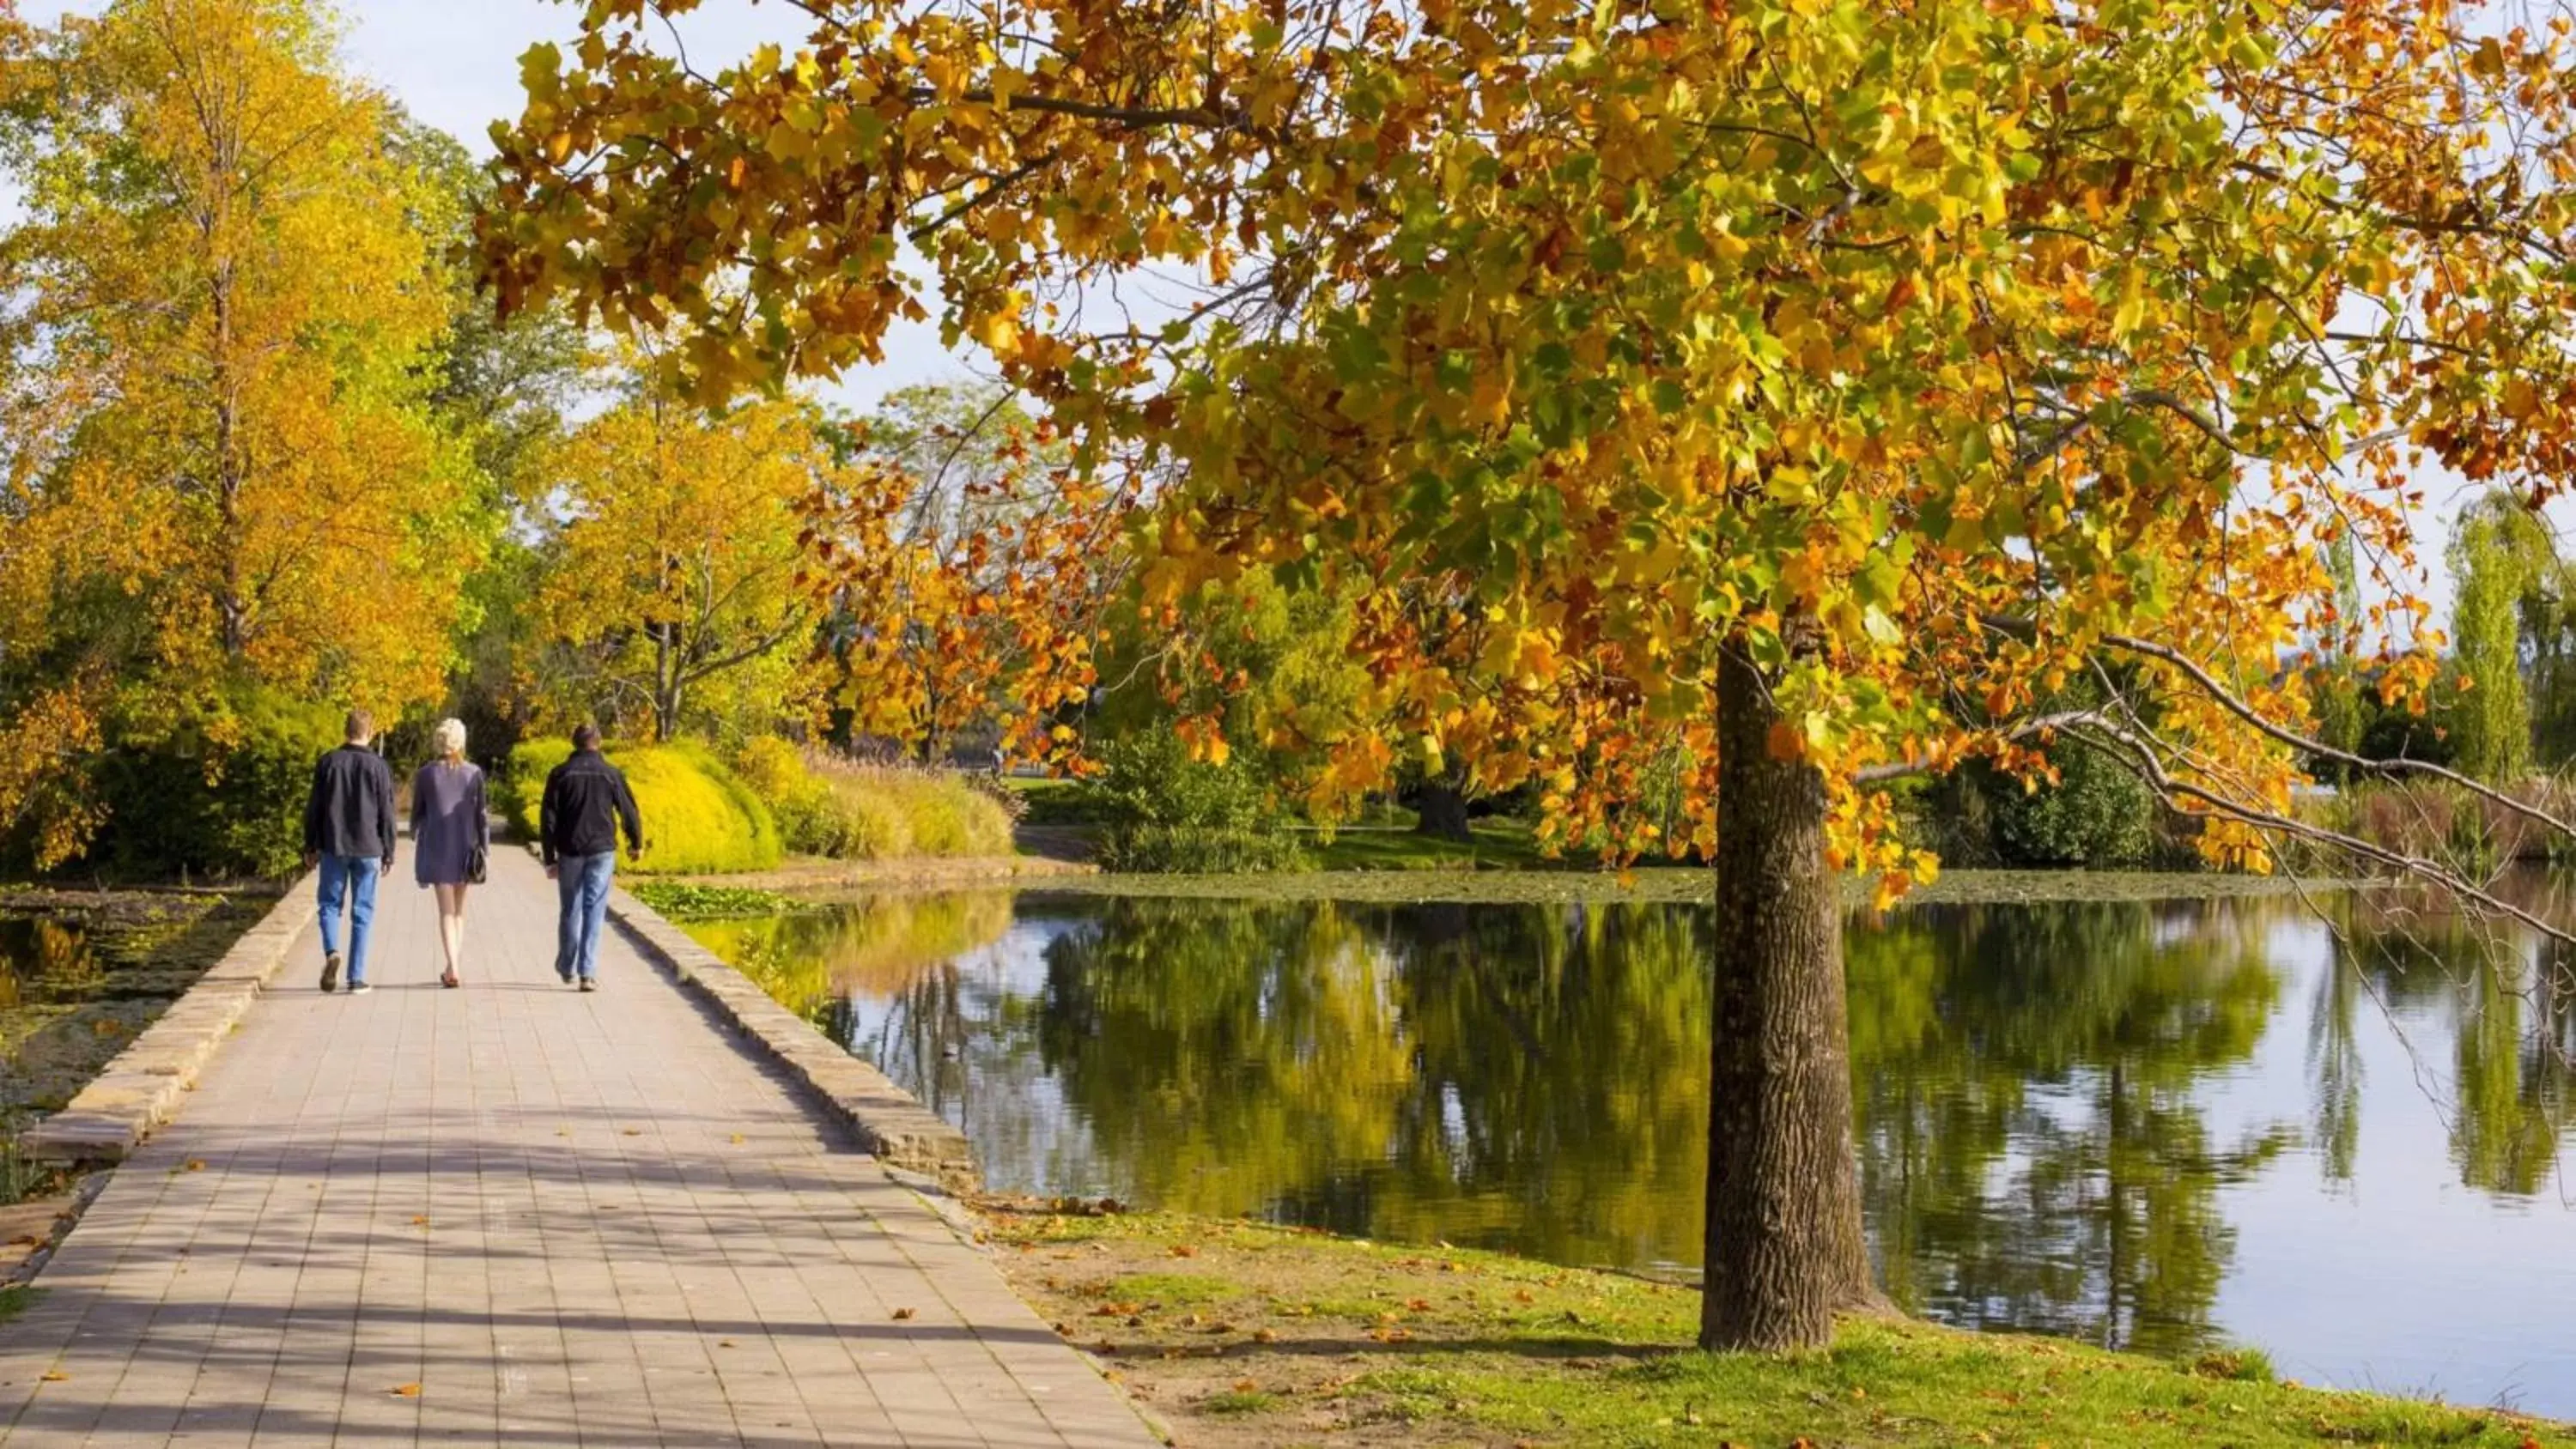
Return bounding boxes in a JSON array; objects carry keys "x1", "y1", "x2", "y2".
[{"x1": 410, "y1": 761, "x2": 489, "y2": 888}]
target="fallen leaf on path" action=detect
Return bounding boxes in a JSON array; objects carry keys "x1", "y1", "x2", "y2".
[
  {"x1": 890, "y1": 1307, "x2": 916, "y2": 1321},
  {"x1": 718, "y1": 1339, "x2": 738, "y2": 1349},
  {"x1": 184, "y1": 1161, "x2": 204, "y2": 1172},
  {"x1": 729, "y1": 1134, "x2": 745, "y2": 1144},
  {"x1": 621, "y1": 1129, "x2": 641, "y2": 1137},
  {"x1": 389, "y1": 1384, "x2": 422, "y2": 1397},
  {"x1": 39, "y1": 1372, "x2": 65, "y2": 1383},
  {"x1": 1252, "y1": 1328, "x2": 1277, "y2": 1344},
  {"x1": 410, "y1": 1216, "x2": 428, "y2": 1228}
]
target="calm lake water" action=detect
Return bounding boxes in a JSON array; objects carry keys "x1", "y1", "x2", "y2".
[{"x1": 688, "y1": 887, "x2": 2576, "y2": 1415}]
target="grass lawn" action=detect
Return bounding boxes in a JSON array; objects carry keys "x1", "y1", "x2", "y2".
[
  {"x1": 1305, "y1": 822, "x2": 1556, "y2": 872},
  {"x1": 975, "y1": 1204, "x2": 2565, "y2": 1449}
]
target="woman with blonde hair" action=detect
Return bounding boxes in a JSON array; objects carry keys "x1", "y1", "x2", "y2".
[{"x1": 410, "y1": 718, "x2": 489, "y2": 989}]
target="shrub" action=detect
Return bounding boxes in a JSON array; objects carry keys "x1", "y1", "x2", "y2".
[
  {"x1": 1082, "y1": 731, "x2": 1311, "y2": 873},
  {"x1": 1990, "y1": 742, "x2": 2155, "y2": 868},
  {"x1": 728, "y1": 739, "x2": 1014, "y2": 860},
  {"x1": 732, "y1": 737, "x2": 841, "y2": 854},
  {"x1": 500, "y1": 737, "x2": 573, "y2": 837},
  {"x1": 1093, "y1": 731, "x2": 1277, "y2": 832},
  {"x1": 83, "y1": 686, "x2": 342, "y2": 880},
  {"x1": 503, "y1": 738, "x2": 781, "y2": 876}
]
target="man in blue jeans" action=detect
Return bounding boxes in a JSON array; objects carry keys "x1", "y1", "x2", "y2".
[
  {"x1": 538, "y1": 724, "x2": 643, "y2": 992},
  {"x1": 301, "y1": 709, "x2": 398, "y2": 996}
]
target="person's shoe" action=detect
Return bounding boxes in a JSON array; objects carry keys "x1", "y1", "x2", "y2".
[
  {"x1": 578, "y1": 976, "x2": 597, "y2": 993},
  {"x1": 440, "y1": 968, "x2": 460, "y2": 990},
  {"x1": 348, "y1": 981, "x2": 374, "y2": 997},
  {"x1": 320, "y1": 953, "x2": 342, "y2": 994},
  {"x1": 558, "y1": 967, "x2": 574, "y2": 985}
]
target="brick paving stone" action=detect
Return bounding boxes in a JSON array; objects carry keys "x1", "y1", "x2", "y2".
[{"x1": 0, "y1": 849, "x2": 1153, "y2": 1447}]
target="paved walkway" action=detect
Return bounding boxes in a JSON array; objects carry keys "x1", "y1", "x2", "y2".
[{"x1": 0, "y1": 850, "x2": 1157, "y2": 1446}]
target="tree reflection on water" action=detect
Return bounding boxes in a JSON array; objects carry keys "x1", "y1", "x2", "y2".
[{"x1": 683, "y1": 880, "x2": 2576, "y2": 1362}]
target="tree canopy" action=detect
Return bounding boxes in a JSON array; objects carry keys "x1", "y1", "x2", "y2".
[{"x1": 484, "y1": 0, "x2": 2576, "y2": 901}]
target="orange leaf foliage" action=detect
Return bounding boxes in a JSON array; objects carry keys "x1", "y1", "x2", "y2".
[{"x1": 481, "y1": 0, "x2": 2576, "y2": 884}]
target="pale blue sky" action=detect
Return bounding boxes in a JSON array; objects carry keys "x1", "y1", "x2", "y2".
[{"x1": 229, "y1": 0, "x2": 957, "y2": 409}]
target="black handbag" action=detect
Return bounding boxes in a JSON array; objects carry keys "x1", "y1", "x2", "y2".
[{"x1": 467, "y1": 769, "x2": 489, "y2": 883}]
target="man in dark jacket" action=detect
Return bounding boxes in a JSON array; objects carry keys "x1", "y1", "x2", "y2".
[
  {"x1": 302, "y1": 709, "x2": 397, "y2": 996},
  {"x1": 538, "y1": 724, "x2": 643, "y2": 991}
]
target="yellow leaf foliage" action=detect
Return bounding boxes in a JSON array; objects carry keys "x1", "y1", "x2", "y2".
[
  {"x1": 482, "y1": 0, "x2": 2576, "y2": 884},
  {"x1": 0, "y1": 0, "x2": 480, "y2": 861}
]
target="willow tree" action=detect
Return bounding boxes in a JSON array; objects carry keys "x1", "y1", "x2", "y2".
[
  {"x1": 0, "y1": 0, "x2": 480, "y2": 861},
  {"x1": 483, "y1": 0, "x2": 2576, "y2": 1349}
]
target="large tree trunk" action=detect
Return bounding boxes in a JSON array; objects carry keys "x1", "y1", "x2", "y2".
[
  {"x1": 1413, "y1": 778, "x2": 1473, "y2": 842},
  {"x1": 653, "y1": 623, "x2": 680, "y2": 742},
  {"x1": 1700, "y1": 632, "x2": 1876, "y2": 1352}
]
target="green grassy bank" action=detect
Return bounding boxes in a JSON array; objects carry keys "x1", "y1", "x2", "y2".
[{"x1": 976, "y1": 1205, "x2": 2567, "y2": 1449}]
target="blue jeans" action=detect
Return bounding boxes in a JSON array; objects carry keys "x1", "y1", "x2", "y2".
[
  {"x1": 316, "y1": 855, "x2": 382, "y2": 985},
  {"x1": 555, "y1": 853, "x2": 616, "y2": 980}
]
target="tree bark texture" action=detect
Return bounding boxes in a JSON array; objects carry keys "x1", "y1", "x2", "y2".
[
  {"x1": 1413, "y1": 779, "x2": 1473, "y2": 841},
  {"x1": 1700, "y1": 634, "x2": 1876, "y2": 1351}
]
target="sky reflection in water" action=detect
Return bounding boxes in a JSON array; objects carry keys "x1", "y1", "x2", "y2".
[{"x1": 687, "y1": 887, "x2": 2576, "y2": 1416}]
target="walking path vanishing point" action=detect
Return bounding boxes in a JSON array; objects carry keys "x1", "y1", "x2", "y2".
[{"x1": 0, "y1": 848, "x2": 1159, "y2": 1447}]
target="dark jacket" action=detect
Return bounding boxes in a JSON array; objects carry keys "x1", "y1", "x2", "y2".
[
  {"x1": 303, "y1": 744, "x2": 398, "y2": 864},
  {"x1": 538, "y1": 749, "x2": 644, "y2": 865}
]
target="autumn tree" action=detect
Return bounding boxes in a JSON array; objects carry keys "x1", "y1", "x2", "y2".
[
  {"x1": 0, "y1": 0, "x2": 483, "y2": 864},
  {"x1": 814, "y1": 380, "x2": 1127, "y2": 765},
  {"x1": 526, "y1": 356, "x2": 836, "y2": 743},
  {"x1": 484, "y1": 0, "x2": 2576, "y2": 1350}
]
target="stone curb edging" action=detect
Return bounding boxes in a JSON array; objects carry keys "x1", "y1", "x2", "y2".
[
  {"x1": 20, "y1": 876, "x2": 317, "y2": 1163},
  {"x1": 605, "y1": 888, "x2": 983, "y2": 1193}
]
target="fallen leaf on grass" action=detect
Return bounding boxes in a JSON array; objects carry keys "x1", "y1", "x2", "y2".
[
  {"x1": 1406, "y1": 1298, "x2": 1431, "y2": 1312},
  {"x1": 1233, "y1": 1379, "x2": 1258, "y2": 1393},
  {"x1": 890, "y1": 1307, "x2": 916, "y2": 1321},
  {"x1": 389, "y1": 1383, "x2": 422, "y2": 1398},
  {"x1": 1169, "y1": 1244, "x2": 1198, "y2": 1258},
  {"x1": 1252, "y1": 1328, "x2": 1277, "y2": 1344}
]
